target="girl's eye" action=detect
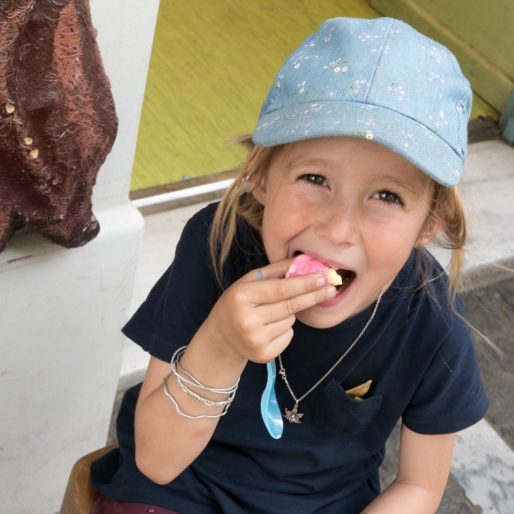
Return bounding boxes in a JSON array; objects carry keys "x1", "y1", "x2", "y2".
[
  {"x1": 300, "y1": 174, "x2": 327, "y2": 186},
  {"x1": 374, "y1": 190, "x2": 403, "y2": 205}
]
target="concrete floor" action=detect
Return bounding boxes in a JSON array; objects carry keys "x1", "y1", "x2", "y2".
[{"x1": 110, "y1": 139, "x2": 514, "y2": 513}]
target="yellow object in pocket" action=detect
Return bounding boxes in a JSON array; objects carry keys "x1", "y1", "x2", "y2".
[{"x1": 345, "y1": 380, "x2": 372, "y2": 401}]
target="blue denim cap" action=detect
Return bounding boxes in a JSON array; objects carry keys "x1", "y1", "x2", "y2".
[{"x1": 252, "y1": 17, "x2": 472, "y2": 186}]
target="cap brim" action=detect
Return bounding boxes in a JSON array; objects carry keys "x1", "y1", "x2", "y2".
[{"x1": 252, "y1": 100, "x2": 463, "y2": 186}]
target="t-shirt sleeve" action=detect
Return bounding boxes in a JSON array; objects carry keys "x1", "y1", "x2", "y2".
[
  {"x1": 402, "y1": 298, "x2": 488, "y2": 434},
  {"x1": 122, "y1": 205, "x2": 223, "y2": 363}
]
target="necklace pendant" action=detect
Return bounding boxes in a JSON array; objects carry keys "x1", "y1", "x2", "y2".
[{"x1": 284, "y1": 404, "x2": 304, "y2": 424}]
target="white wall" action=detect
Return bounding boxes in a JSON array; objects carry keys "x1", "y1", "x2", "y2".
[{"x1": 0, "y1": 1, "x2": 160, "y2": 512}]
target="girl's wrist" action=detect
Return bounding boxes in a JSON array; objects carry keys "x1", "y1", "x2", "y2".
[{"x1": 182, "y1": 322, "x2": 248, "y2": 389}]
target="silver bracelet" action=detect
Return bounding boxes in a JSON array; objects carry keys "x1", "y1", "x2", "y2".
[
  {"x1": 171, "y1": 346, "x2": 240, "y2": 394},
  {"x1": 177, "y1": 359, "x2": 239, "y2": 394},
  {"x1": 174, "y1": 374, "x2": 235, "y2": 408},
  {"x1": 163, "y1": 373, "x2": 230, "y2": 420}
]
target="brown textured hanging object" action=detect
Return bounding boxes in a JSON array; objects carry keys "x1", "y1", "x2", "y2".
[{"x1": 0, "y1": 0, "x2": 118, "y2": 252}]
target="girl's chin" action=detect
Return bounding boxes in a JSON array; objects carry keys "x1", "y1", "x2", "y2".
[
  {"x1": 295, "y1": 308, "x2": 349, "y2": 329},
  {"x1": 317, "y1": 291, "x2": 347, "y2": 309}
]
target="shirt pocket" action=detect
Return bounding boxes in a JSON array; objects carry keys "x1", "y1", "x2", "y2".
[{"x1": 314, "y1": 378, "x2": 382, "y2": 435}]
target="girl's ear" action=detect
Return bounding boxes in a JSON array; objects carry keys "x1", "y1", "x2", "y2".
[{"x1": 415, "y1": 215, "x2": 441, "y2": 247}]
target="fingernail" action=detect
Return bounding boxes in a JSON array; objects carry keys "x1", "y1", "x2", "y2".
[
  {"x1": 326, "y1": 286, "x2": 337, "y2": 298},
  {"x1": 316, "y1": 276, "x2": 326, "y2": 288}
]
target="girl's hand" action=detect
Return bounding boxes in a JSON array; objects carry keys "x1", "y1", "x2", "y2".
[{"x1": 200, "y1": 258, "x2": 336, "y2": 365}]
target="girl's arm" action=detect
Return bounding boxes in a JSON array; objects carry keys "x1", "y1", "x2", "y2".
[
  {"x1": 361, "y1": 424, "x2": 455, "y2": 513},
  {"x1": 133, "y1": 259, "x2": 335, "y2": 485},
  {"x1": 133, "y1": 340, "x2": 245, "y2": 485}
]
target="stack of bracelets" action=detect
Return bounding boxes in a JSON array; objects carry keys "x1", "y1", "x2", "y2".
[{"x1": 163, "y1": 346, "x2": 240, "y2": 419}]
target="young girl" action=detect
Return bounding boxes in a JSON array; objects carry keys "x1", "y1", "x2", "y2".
[{"x1": 91, "y1": 17, "x2": 488, "y2": 513}]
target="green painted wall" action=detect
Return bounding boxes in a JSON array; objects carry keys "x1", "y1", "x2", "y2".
[{"x1": 416, "y1": 0, "x2": 513, "y2": 78}]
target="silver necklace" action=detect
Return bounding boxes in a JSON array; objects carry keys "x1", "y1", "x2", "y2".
[{"x1": 278, "y1": 286, "x2": 386, "y2": 423}]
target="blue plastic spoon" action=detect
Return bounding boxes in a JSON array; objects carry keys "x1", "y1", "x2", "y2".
[
  {"x1": 260, "y1": 359, "x2": 284, "y2": 439},
  {"x1": 257, "y1": 270, "x2": 284, "y2": 439}
]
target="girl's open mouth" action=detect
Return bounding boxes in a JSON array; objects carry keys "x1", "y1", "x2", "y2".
[
  {"x1": 332, "y1": 268, "x2": 356, "y2": 294},
  {"x1": 291, "y1": 251, "x2": 356, "y2": 294}
]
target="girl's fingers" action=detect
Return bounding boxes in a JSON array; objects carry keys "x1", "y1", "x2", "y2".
[
  {"x1": 267, "y1": 328, "x2": 296, "y2": 359},
  {"x1": 262, "y1": 315, "x2": 296, "y2": 341},
  {"x1": 245, "y1": 273, "x2": 334, "y2": 306},
  {"x1": 249, "y1": 318, "x2": 296, "y2": 363},
  {"x1": 233, "y1": 258, "x2": 335, "y2": 313},
  {"x1": 215, "y1": 259, "x2": 335, "y2": 361},
  {"x1": 260, "y1": 283, "x2": 336, "y2": 322}
]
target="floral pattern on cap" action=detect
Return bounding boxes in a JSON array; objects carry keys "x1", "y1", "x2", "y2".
[{"x1": 253, "y1": 17, "x2": 472, "y2": 186}]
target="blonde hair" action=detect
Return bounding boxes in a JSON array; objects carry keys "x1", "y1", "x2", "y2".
[
  {"x1": 209, "y1": 135, "x2": 467, "y2": 301},
  {"x1": 419, "y1": 183, "x2": 466, "y2": 301}
]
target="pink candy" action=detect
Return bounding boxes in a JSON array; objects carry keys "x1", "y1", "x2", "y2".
[{"x1": 286, "y1": 254, "x2": 331, "y2": 284}]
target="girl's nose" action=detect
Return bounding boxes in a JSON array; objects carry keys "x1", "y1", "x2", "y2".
[{"x1": 314, "y1": 203, "x2": 359, "y2": 246}]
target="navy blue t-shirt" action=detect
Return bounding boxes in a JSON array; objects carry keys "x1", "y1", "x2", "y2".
[{"x1": 91, "y1": 202, "x2": 488, "y2": 514}]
